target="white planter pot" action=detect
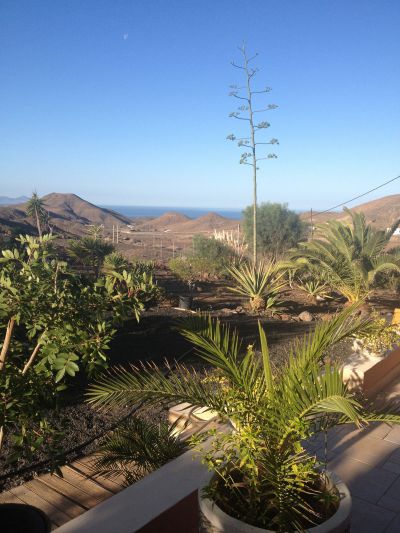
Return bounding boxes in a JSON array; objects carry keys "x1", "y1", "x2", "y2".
[{"x1": 199, "y1": 471, "x2": 351, "y2": 533}]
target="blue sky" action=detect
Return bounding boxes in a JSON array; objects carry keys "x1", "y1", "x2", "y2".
[{"x1": 0, "y1": 0, "x2": 399, "y2": 210}]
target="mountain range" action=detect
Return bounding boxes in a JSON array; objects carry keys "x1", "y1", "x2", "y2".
[{"x1": 0, "y1": 192, "x2": 399, "y2": 238}]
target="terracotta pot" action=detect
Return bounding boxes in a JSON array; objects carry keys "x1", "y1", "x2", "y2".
[{"x1": 199, "y1": 471, "x2": 351, "y2": 533}]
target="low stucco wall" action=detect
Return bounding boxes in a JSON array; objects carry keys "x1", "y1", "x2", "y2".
[
  {"x1": 53, "y1": 447, "x2": 208, "y2": 533},
  {"x1": 364, "y1": 346, "x2": 400, "y2": 398}
]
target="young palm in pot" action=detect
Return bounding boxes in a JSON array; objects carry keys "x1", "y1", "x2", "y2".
[{"x1": 87, "y1": 305, "x2": 400, "y2": 532}]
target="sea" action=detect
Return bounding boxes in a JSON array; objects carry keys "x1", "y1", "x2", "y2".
[{"x1": 102, "y1": 205, "x2": 243, "y2": 220}]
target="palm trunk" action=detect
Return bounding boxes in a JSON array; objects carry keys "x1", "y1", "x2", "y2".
[{"x1": 35, "y1": 207, "x2": 42, "y2": 239}]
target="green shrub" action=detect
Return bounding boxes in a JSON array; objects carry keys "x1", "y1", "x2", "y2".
[
  {"x1": 169, "y1": 236, "x2": 236, "y2": 282},
  {"x1": 192, "y1": 234, "x2": 235, "y2": 277},
  {"x1": 243, "y1": 203, "x2": 304, "y2": 257},
  {"x1": 91, "y1": 416, "x2": 187, "y2": 485}
]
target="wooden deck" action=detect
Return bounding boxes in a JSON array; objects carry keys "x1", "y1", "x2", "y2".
[{"x1": 0, "y1": 455, "x2": 126, "y2": 530}]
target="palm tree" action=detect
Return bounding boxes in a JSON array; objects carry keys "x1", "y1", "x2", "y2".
[
  {"x1": 292, "y1": 209, "x2": 400, "y2": 303},
  {"x1": 26, "y1": 192, "x2": 47, "y2": 238},
  {"x1": 91, "y1": 417, "x2": 187, "y2": 486},
  {"x1": 87, "y1": 224, "x2": 104, "y2": 240},
  {"x1": 87, "y1": 306, "x2": 400, "y2": 529},
  {"x1": 68, "y1": 237, "x2": 114, "y2": 276}
]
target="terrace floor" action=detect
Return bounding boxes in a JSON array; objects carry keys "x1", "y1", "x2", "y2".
[
  {"x1": 306, "y1": 420, "x2": 400, "y2": 532},
  {"x1": 0, "y1": 455, "x2": 126, "y2": 530}
]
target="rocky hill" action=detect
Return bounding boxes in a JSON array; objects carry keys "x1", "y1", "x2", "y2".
[
  {"x1": 135, "y1": 211, "x2": 190, "y2": 231},
  {"x1": 0, "y1": 193, "x2": 131, "y2": 237},
  {"x1": 134, "y1": 211, "x2": 238, "y2": 233},
  {"x1": 0, "y1": 196, "x2": 29, "y2": 205},
  {"x1": 301, "y1": 194, "x2": 400, "y2": 229}
]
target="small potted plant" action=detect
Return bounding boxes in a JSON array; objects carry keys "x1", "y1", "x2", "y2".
[
  {"x1": 168, "y1": 257, "x2": 197, "y2": 309},
  {"x1": 87, "y1": 305, "x2": 400, "y2": 532}
]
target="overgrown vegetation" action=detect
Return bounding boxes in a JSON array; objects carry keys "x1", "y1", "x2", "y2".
[{"x1": 168, "y1": 235, "x2": 236, "y2": 283}]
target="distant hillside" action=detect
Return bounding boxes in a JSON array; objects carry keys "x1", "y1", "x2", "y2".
[
  {"x1": 134, "y1": 211, "x2": 238, "y2": 233},
  {"x1": 0, "y1": 193, "x2": 132, "y2": 237},
  {"x1": 0, "y1": 196, "x2": 29, "y2": 205},
  {"x1": 136, "y1": 211, "x2": 190, "y2": 231},
  {"x1": 174, "y1": 212, "x2": 239, "y2": 232},
  {"x1": 301, "y1": 194, "x2": 400, "y2": 229}
]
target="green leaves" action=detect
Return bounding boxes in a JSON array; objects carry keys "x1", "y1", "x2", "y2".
[{"x1": 0, "y1": 233, "x2": 155, "y2": 465}]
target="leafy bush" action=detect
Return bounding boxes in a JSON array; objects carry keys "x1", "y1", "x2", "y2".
[
  {"x1": 192, "y1": 234, "x2": 235, "y2": 277},
  {"x1": 243, "y1": 203, "x2": 304, "y2": 257},
  {"x1": 0, "y1": 234, "x2": 154, "y2": 460},
  {"x1": 168, "y1": 235, "x2": 237, "y2": 283},
  {"x1": 168, "y1": 256, "x2": 196, "y2": 287}
]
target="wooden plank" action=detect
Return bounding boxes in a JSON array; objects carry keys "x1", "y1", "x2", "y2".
[
  {"x1": 79, "y1": 453, "x2": 130, "y2": 487},
  {"x1": 25, "y1": 479, "x2": 85, "y2": 519},
  {"x1": 0, "y1": 489, "x2": 25, "y2": 504},
  {"x1": 10, "y1": 484, "x2": 71, "y2": 527},
  {"x1": 36, "y1": 475, "x2": 101, "y2": 509},
  {"x1": 70, "y1": 460, "x2": 124, "y2": 493},
  {"x1": 74, "y1": 455, "x2": 127, "y2": 487},
  {"x1": 58, "y1": 465, "x2": 113, "y2": 502}
]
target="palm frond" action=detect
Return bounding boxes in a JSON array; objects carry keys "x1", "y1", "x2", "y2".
[{"x1": 87, "y1": 360, "x2": 228, "y2": 414}]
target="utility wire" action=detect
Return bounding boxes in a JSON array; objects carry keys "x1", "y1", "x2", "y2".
[{"x1": 312, "y1": 174, "x2": 400, "y2": 217}]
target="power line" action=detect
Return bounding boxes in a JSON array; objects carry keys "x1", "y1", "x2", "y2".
[{"x1": 313, "y1": 174, "x2": 400, "y2": 217}]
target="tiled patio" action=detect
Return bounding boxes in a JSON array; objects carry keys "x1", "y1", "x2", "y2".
[{"x1": 306, "y1": 421, "x2": 400, "y2": 532}]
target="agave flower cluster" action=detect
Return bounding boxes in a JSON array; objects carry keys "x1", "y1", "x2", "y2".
[{"x1": 87, "y1": 305, "x2": 400, "y2": 531}]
